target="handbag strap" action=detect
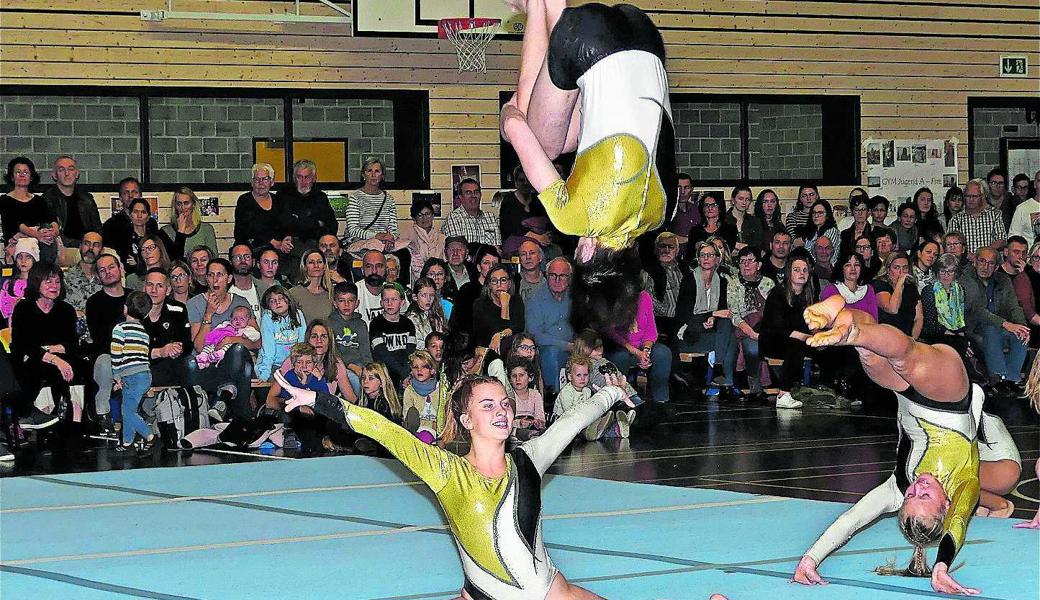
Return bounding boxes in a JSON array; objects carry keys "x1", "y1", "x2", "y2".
[{"x1": 361, "y1": 191, "x2": 388, "y2": 232}]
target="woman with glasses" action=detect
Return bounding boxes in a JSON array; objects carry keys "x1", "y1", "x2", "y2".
[
  {"x1": 686, "y1": 192, "x2": 737, "y2": 261},
  {"x1": 124, "y1": 233, "x2": 171, "y2": 291},
  {"x1": 874, "y1": 251, "x2": 923, "y2": 338},
  {"x1": 921, "y1": 253, "x2": 971, "y2": 359},
  {"x1": 853, "y1": 234, "x2": 883, "y2": 281},
  {"x1": 234, "y1": 162, "x2": 289, "y2": 255},
  {"x1": 839, "y1": 197, "x2": 873, "y2": 256},
  {"x1": 168, "y1": 261, "x2": 192, "y2": 305},
  {"x1": 401, "y1": 199, "x2": 445, "y2": 283},
  {"x1": 1012, "y1": 241, "x2": 1040, "y2": 348},
  {"x1": 799, "y1": 199, "x2": 839, "y2": 267},
  {"x1": 471, "y1": 265, "x2": 525, "y2": 354},
  {"x1": 160, "y1": 186, "x2": 217, "y2": 261},
  {"x1": 727, "y1": 246, "x2": 775, "y2": 403}
]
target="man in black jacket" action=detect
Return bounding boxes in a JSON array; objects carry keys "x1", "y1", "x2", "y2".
[
  {"x1": 42, "y1": 155, "x2": 101, "y2": 247},
  {"x1": 278, "y1": 159, "x2": 337, "y2": 276}
]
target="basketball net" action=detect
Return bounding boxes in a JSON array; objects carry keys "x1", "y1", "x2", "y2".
[{"x1": 439, "y1": 18, "x2": 501, "y2": 73}]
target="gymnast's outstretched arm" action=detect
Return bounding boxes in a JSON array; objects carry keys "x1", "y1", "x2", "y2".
[
  {"x1": 277, "y1": 371, "x2": 451, "y2": 493},
  {"x1": 522, "y1": 385, "x2": 627, "y2": 475}
]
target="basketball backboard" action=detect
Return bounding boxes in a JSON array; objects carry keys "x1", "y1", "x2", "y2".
[{"x1": 352, "y1": 0, "x2": 525, "y2": 37}]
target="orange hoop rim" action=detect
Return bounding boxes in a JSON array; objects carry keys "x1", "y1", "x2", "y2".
[{"x1": 438, "y1": 17, "x2": 501, "y2": 39}]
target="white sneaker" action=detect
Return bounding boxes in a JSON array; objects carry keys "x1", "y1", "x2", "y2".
[
  {"x1": 775, "y1": 392, "x2": 803, "y2": 409},
  {"x1": 615, "y1": 409, "x2": 635, "y2": 439}
]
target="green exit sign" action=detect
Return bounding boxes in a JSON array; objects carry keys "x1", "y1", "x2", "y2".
[{"x1": 1000, "y1": 55, "x2": 1028, "y2": 77}]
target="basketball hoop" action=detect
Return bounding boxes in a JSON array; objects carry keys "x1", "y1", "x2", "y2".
[{"x1": 439, "y1": 17, "x2": 501, "y2": 73}]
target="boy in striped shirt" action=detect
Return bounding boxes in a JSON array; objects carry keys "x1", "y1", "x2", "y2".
[{"x1": 111, "y1": 291, "x2": 157, "y2": 451}]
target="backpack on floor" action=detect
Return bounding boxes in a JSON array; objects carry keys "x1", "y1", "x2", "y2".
[{"x1": 154, "y1": 386, "x2": 211, "y2": 449}]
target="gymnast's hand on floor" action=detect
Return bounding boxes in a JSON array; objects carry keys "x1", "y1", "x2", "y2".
[
  {"x1": 930, "y1": 562, "x2": 980, "y2": 595},
  {"x1": 274, "y1": 370, "x2": 317, "y2": 412},
  {"x1": 1013, "y1": 511, "x2": 1040, "y2": 529},
  {"x1": 791, "y1": 555, "x2": 827, "y2": 586}
]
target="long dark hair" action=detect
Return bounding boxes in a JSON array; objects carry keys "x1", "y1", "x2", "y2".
[
  {"x1": 262, "y1": 285, "x2": 303, "y2": 329},
  {"x1": 405, "y1": 276, "x2": 448, "y2": 333},
  {"x1": 800, "y1": 199, "x2": 836, "y2": 240},
  {"x1": 782, "y1": 254, "x2": 816, "y2": 306},
  {"x1": 570, "y1": 245, "x2": 643, "y2": 333},
  {"x1": 754, "y1": 188, "x2": 783, "y2": 229}
]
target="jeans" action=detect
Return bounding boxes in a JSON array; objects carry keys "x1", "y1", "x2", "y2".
[
  {"x1": 738, "y1": 336, "x2": 762, "y2": 393},
  {"x1": 119, "y1": 370, "x2": 152, "y2": 445},
  {"x1": 607, "y1": 342, "x2": 672, "y2": 403},
  {"x1": 977, "y1": 325, "x2": 1028, "y2": 383},
  {"x1": 676, "y1": 318, "x2": 738, "y2": 386},
  {"x1": 93, "y1": 354, "x2": 112, "y2": 416},
  {"x1": 187, "y1": 344, "x2": 255, "y2": 420},
  {"x1": 347, "y1": 369, "x2": 361, "y2": 399},
  {"x1": 539, "y1": 345, "x2": 569, "y2": 395}
]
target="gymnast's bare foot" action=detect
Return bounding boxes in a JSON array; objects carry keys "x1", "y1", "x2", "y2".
[
  {"x1": 807, "y1": 322, "x2": 859, "y2": 348},
  {"x1": 804, "y1": 294, "x2": 847, "y2": 331},
  {"x1": 977, "y1": 499, "x2": 1015, "y2": 518}
]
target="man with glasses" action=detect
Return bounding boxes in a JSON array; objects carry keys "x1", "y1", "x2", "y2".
[
  {"x1": 280, "y1": 159, "x2": 338, "y2": 275},
  {"x1": 1008, "y1": 170, "x2": 1040, "y2": 246},
  {"x1": 642, "y1": 231, "x2": 683, "y2": 337},
  {"x1": 526, "y1": 257, "x2": 575, "y2": 395},
  {"x1": 85, "y1": 253, "x2": 127, "y2": 434},
  {"x1": 959, "y1": 246, "x2": 1029, "y2": 393},
  {"x1": 443, "y1": 178, "x2": 501, "y2": 247},
  {"x1": 948, "y1": 178, "x2": 1007, "y2": 256},
  {"x1": 986, "y1": 167, "x2": 1014, "y2": 230},
  {"x1": 42, "y1": 155, "x2": 101, "y2": 247},
  {"x1": 228, "y1": 243, "x2": 264, "y2": 317}
]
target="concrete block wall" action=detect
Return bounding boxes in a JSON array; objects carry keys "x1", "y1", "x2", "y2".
[
  {"x1": 291, "y1": 98, "x2": 396, "y2": 183},
  {"x1": 672, "y1": 102, "x2": 742, "y2": 181},
  {"x1": 0, "y1": 95, "x2": 141, "y2": 184},
  {"x1": 971, "y1": 107, "x2": 1040, "y2": 179},
  {"x1": 747, "y1": 103, "x2": 823, "y2": 181}
]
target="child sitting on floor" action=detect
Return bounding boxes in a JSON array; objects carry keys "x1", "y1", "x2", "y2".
[
  {"x1": 196, "y1": 305, "x2": 260, "y2": 368},
  {"x1": 555, "y1": 354, "x2": 635, "y2": 440},
  {"x1": 277, "y1": 343, "x2": 330, "y2": 398},
  {"x1": 507, "y1": 355, "x2": 546, "y2": 440}
]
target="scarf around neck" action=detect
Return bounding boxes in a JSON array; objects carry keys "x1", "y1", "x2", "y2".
[
  {"x1": 834, "y1": 281, "x2": 867, "y2": 304},
  {"x1": 932, "y1": 281, "x2": 965, "y2": 331}
]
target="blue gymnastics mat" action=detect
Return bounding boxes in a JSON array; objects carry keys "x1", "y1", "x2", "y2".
[{"x1": 2, "y1": 456, "x2": 1036, "y2": 600}]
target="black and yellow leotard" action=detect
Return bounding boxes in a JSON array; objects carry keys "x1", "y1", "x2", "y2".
[
  {"x1": 805, "y1": 383, "x2": 1017, "y2": 567},
  {"x1": 310, "y1": 386, "x2": 626, "y2": 600},
  {"x1": 538, "y1": 3, "x2": 675, "y2": 251}
]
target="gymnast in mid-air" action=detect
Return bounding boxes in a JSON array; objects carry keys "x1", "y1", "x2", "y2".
[
  {"x1": 500, "y1": 0, "x2": 675, "y2": 330},
  {"x1": 277, "y1": 369, "x2": 727, "y2": 600},
  {"x1": 791, "y1": 294, "x2": 1022, "y2": 596}
]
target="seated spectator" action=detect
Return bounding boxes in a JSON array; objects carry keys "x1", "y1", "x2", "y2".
[
  {"x1": 1014, "y1": 240, "x2": 1040, "y2": 347},
  {"x1": 254, "y1": 285, "x2": 307, "y2": 381},
  {"x1": 110, "y1": 291, "x2": 157, "y2": 452},
  {"x1": 754, "y1": 188, "x2": 784, "y2": 251},
  {"x1": 168, "y1": 260, "x2": 192, "y2": 305},
  {"x1": 124, "y1": 234, "x2": 170, "y2": 291},
  {"x1": 471, "y1": 264, "x2": 524, "y2": 353},
  {"x1": 948, "y1": 178, "x2": 1007, "y2": 256},
  {"x1": 821, "y1": 251, "x2": 878, "y2": 320},
  {"x1": 1, "y1": 157, "x2": 60, "y2": 264},
  {"x1": 1, "y1": 238, "x2": 37, "y2": 323},
  {"x1": 943, "y1": 230, "x2": 969, "y2": 266},
  {"x1": 344, "y1": 158, "x2": 409, "y2": 277},
  {"x1": 317, "y1": 235, "x2": 351, "y2": 284},
  {"x1": 228, "y1": 243, "x2": 266, "y2": 317},
  {"x1": 353, "y1": 362, "x2": 403, "y2": 454},
  {"x1": 642, "y1": 231, "x2": 683, "y2": 337},
  {"x1": 401, "y1": 350, "x2": 449, "y2": 444},
  {"x1": 553, "y1": 353, "x2": 634, "y2": 440},
  {"x1": 257, "y1": 248, "x2": 288, "y2": 292},
  {"x1": 811, "y1": 235, "x2": 836, "y2": 285},
  {"x1": 913, "y1": 187, "x2": 945, "y2": 243},
  {"x1": 921, "y1": 253, "x2": 971, "y2": 358},
  {"x1": 425, "y1": 331, "x2": 447, "y2": 373},
  {"x1": 1012, "y1": 171, "x2": 1033, "y2": 205},
  {"x1": 13, "y1": 262, "x2": 90, "y2": 431},
  {"x1": 725, "y1": 184, "x2": 765, "y2": 252},
  {"x1": 450, "y1": 245, "x2": 500, "y2": 347},
  {"x1": 63, "y1": 233, "x2": 104, "y2": 338},
  {"x1": 86, "y1": 253, "x2": 127, "y2": 431},
  {"x1": 708, "y1": 235, "x2": 735, "y2": 277},
  {"x1": 668, "y1": 173, "x2": 700, "y2": 239},
  {"x1": 892, "y1": 201, "x2": 920, "y2": 252},
  {"x1": 369, "y1": 283, "x2": 417, "y2": 388},
  {"x1": 869, "y1": 195, "x2": 894, "y2": 228},
  {"x1": 1009, "y1": 170, "x2": 1040, "y2": 246},
  {"x1": 400, "y1": 198, "x2": 445, "y2": 283},
  {"x1": 525, "y1": 257, "x2": 574, "y2": 394},
  {"x1": 139, "y1": 269, "x2": 191, "y2": 388},
  {"x1": 442, "y1": 178, "x2": 501, "y2": 247},
  {"x1": 279, "y1": 159, "x2": 338, "y2": 277},
  {"x1": 101, "y1": 177, "x2": 152, "y2": 271},
  {"x1": 911, "y1": 239, "x2": 941, "y2": 292},
  {"x1": 160, "y1": 187, "x2": 217, "y2": 261},
  {"x1": 405, "y1": 277, "x2": 448, "y2": 350},
  {"x1": 443, "y1": 235, "x2": 476, "y2": 295},
  {"x1": 761, "y1": 229, "x2": 792, "y2": 284},
  {"x1": 234, "y1": 162, "x2": 288, "y2": 255},
  {"x1": 960, "y1": 246, "x2": 1030, "y2": 390},
  {"x1": 942, "y1": 186, "x2": 964, "y2": 230},
  {"x1": 500, "y1": 166, "x2": 551, "y2": 258},
  {"x1": 800, "y1": 200, "x2": 839, "y2": 267},
  {"x1": 418, "y1": 258, "x2": 455, "y2": 319},
  {"x1": 872, "y1": 227, "x2": 897, "y2": 266},
  {"x1": 288, "y1": 250, "x2": 334, "y2": 324},
  {"x1": 506, "y1": 355, "x2": 546, "y2": 440},
  {"x1": 728, "y1": 246, "x2": 775, "y2": 402},
  {"x1": 486, "y1": 333, "x2": 545, "y2": 398},
  {"x1": 603, "y1": 284, "x2": 671, "y2": 404},
  {"x1": 852, "y1": 234, "x2": 882, "y2": 280},
  {"x1": 385, "y1": 253, "x2": 402, "y2": 284},
  {"x1": 328, "y1": 281, "x2": 372, "y2": 396},
  {"x1": 514, "y1": 239, "x2": 546, "y2": 301},
  {"x1": 1000, "y1": 235, "x2": 1028, "y2": 281},
  {"x1": 356, "y1": 249, "x2": 389, "y2": 324},
  {"x1": 873, "y1": 251, "x2": 923, "y2": 338},
  {"x1": 785, "y1": 185, "x2": 817, "y2": 239},
  {"x1": 835, "y1": 187, "x2": 870, "y2": 231},
  {"x1": 187, "y1": 245, "x2": 214, "y2": 295},
  {"x1": 761, "y1": 256, "x2": 817, "y2": 409},
  {"x1": 43, "y1": 155, "x2": 101, "y2": 248},
  {"x1": 195, "y1": 305, "x2": 259, "y2": 368},
  {"x1": 839, "y1": 196, "x2": 873, "y2": 256},
  {"x1": 187, "y1": 258, "x2": 259, "y2": 420},
  {"x1": 987, "y1": 167, "x2": 1015, "y2": 230},
  {"x1": 675, "y1": 241, "x2": 736, "y2": 399},
  {"x1": 686, "y1": 192, "x2": 737, "y2": 254}
]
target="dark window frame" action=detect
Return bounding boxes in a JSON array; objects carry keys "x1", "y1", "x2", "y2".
[
  {"x1": 967, "y1": 96, "x2": 1040, "y2": 179},
  {"x1": 499, "y1": 91, "x2": 861, "y2": 187},
  {"x1": 2, "y1": 84, "x2": 431, "y2": 193}
]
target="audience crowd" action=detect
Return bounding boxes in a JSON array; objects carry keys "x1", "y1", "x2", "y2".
[{"x1": 1, "y1": 152, "x2": 1038, "y2": 459}]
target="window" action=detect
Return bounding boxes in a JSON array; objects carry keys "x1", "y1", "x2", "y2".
[
  {"x1": 968, "y1": 98, "x2": 1040, "y2": 180},
  {"x1": 1, "y1": 86, "x2": 430, "y2": 191}
]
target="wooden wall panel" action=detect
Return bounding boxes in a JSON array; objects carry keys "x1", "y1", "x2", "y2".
[{"x1": 2, "y1": 0, "x2": 1037, "y2": 254}]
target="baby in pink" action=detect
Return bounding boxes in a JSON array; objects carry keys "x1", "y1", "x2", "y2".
[{"x1": 196, "y1": 306, "x2": 260, "y2": 368}]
